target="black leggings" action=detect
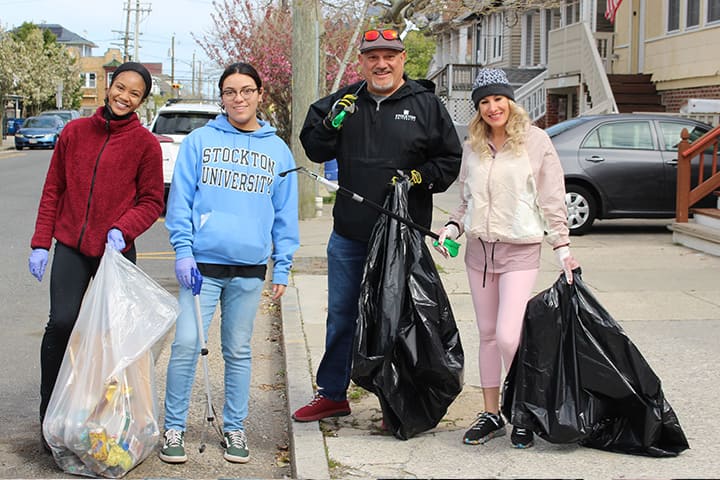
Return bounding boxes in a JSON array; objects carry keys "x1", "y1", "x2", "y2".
[{"x1": 39, "y1": 242, "x2": 136, "y2": 419}]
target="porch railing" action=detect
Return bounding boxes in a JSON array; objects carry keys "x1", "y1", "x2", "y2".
[{"x1": 676, "y1": 125, "x2": 720, "y2": 222}]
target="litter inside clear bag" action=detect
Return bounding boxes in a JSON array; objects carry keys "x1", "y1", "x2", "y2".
[
  {"x1": 43, "y1": 246, "x2": 179, "y2": 477},
  {"x1": 352, "y1": 180, "x2": 464, "y2": 440},
  {"x1": 502, "y1": 269, "x2": 689, "y2": 457}
]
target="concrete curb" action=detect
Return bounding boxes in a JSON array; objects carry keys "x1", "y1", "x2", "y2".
[{"x1": 281, "y1": 285, "x2": 331, "y2": 480}]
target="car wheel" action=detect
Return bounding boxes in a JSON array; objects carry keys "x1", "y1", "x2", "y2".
[
  {"x1": 15, "y1": 146, "x2": 23, "y2": 150},
  {"x1": 565, "y1": 185, "x2": 596, "y2": 235}
]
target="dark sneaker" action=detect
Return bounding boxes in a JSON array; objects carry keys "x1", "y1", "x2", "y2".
[
  {"x1": 159, "y1": 429, "x2": 187, "y2": 463},
  {"x1": 224, "y1": 430, "x2": 249, "y2": 463},
  {"x1": 292, "y1": 395, "x2": 351, "y2": 422},
  {"x1": 511, "y1": 426, "x2": 534, "y2": 448},
  {"x1": 463, "y1": 412, "x2": 506, "y2": 445}
]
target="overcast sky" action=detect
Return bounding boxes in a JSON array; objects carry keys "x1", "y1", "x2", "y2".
[{"x1": 0, "y1": 0, "x2": 222, "y2": 83}]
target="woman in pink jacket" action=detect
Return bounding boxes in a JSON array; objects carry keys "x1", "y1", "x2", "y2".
[{"x1": 435, "y1": 68, "x2": 580, "y2": 449}]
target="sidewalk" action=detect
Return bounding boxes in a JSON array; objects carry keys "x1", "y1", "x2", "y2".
[
  {"x1": 2, "y1": 135, "x2": 15, "y2": 150},
  {"x1": 282, "y1": 184, "x2": 720, "y2": 479}
]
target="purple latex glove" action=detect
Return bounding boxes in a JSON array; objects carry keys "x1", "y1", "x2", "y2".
[
  {"x1": 175, "y1": 257, "x2": 198, "y2": 290},
  {"x1": 107, "y1": 228, "x2": 126, "y2": 251},
  {"x1": 29, "y1": 248, "x2": 49, "y2": 282}
]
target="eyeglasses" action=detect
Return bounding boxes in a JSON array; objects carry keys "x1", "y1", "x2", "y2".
[
  {"x1": 221, "y1": 87, "x2": 259, "y2": 100},
  {"x1": 363, "y1": 29, "x2": 399, "y2": 42}
]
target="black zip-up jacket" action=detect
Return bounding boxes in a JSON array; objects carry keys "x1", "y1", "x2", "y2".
[{"x1": 300, "y1": 77, "x2": 462, "y2": 242}]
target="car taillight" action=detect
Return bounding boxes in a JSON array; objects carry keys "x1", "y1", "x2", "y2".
[{"x1": 154, "y1": 133, "x2": 174, "y2": 143}]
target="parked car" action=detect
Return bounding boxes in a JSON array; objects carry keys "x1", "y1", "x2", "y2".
[
  {"x1": 40, "y1": 109, "x2": 81, "y2": 125},
  {"x1": 14, "y1": 115, "x2": 65, "y2": 150},
  {"x1": 148, "y1": 100, "x2": 221, "y2": 200},
  {"x1": 547, "y1": 114, "x2": 715, "y2": 235}
]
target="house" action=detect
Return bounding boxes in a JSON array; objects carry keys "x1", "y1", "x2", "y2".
[
  {"x1": 427, "y1": 0, "x2": 720, "y2": 127},
  {"x1": 37, "y1": 24, "x2": 165, "y2": 118}
]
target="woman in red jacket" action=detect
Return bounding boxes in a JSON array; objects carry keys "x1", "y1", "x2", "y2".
[{"x1": 27, "y1": 62, "x2": 164, "y2": 451}]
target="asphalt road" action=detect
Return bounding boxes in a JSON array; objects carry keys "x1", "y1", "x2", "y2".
[{"x1": 0, "y1": 147, "x2": 290, "y2": 478}]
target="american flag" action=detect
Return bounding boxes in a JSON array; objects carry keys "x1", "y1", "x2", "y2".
[{"x1": 605, "y1": 0, "x2": 623, "y2": 24}]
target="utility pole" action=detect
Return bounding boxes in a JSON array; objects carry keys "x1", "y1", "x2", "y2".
[
  {"x1": 134, "y1": 0, "x2": 141, "y2": 61},
  {"x1": 292, "y1": 0, "x2": 321, "y2": 219},
  {"x1": 120, "y1": 0, "x2": 151, "y2": 61},
  {"x1": 192, "y1": 52, "x2": 196, "y2": 96},
  {"x1": 123, "y1": 0, "x2": 131, "y2": 61},
  {"x1": 170, "y1": 34, "x2": 175, "y2": 84}
]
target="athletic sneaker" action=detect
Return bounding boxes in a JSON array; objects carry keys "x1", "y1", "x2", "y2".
[
  {"x1": 224, "y1": 430, "x2": 249, "y2": 463},
  {"x1": 463, "y1": 411, "x2": 506, "y2": 445},
  {"x1": 292, "y1": 395, "x2": 351, "y2": 422},
  {"x1": 511, "y1": 426, "x2": 534, "y2": 448},
  {"x1": 159, "y1": 429, "x2": 187, "y2": 463}
]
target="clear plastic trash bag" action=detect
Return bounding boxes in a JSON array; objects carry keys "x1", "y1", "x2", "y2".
[
  {"x1": 502, "y1": 269, "x2": 689, "y2": 457},
  {"x1": 43, "y1": 246, "x2": 180, "y2": 477},
  {"x1": 352, "y1": 180, "x2": 464, "y2": 440}
]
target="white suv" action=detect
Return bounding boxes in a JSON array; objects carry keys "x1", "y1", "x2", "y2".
[{"x1": 149, "y1": 100, "x2": 221, "y2": 200}]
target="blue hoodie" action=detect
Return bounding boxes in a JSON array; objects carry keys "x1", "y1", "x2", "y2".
[{"x1": 166, "y1": 114, "x2": 299, "y2": 285}]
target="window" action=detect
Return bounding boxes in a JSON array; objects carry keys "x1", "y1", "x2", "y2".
[
  {"x1": 562, "y1": 0, "x2": 581, "y2": 26},
  {"x1": 476, "y1": 22, "x2": 487, "y2": 64},
  {"x1": 659, "y1": 121, "x2": 709, "y2": 151},
  {"x1": 582, "y1": 122, "x2": 654, "y2": 150},
  {"x1": 709, "y1": 0, "x2": 720, "y2": 22},
  {"x1": 686, "y1": 0, "x2": 700, "y2": 27},
  {"x1": 668, "y1": 0, "x2": 680, "y2": 31},
  {"x1": 489, "y1": 13, "x2": 503, "y2": 62},
  {"x1": 82, "y1": 72, "x2": 96, "y2": 88},
  {"x1": 152, "y1": 112, "x2": 218, "y2": 135}
]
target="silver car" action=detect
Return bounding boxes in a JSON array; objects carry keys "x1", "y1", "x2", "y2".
[{"x1": 547, "y1": 114, "x2": 715, "y2": 235}]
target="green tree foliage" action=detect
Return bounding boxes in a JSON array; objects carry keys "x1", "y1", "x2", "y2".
[
  {"x1": 403, "y1": 30, "x2": 436, "y2": 80},
  {"x1": 1, "y1": 22, "x2": 82, "y2": 115}
]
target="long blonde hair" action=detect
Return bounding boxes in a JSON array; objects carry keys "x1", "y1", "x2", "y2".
[{"x1": 467, "y1": 99, "x2": 530, "y2": 157}]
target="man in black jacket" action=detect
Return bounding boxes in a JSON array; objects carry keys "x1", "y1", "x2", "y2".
[{"x1": 292, "y1": 27, "x2": 462, "y2": 422}]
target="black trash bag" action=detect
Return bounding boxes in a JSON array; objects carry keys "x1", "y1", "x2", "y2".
[
  {"x1": 502, "y1": 269, "x2": 689, "y2": 457},
  {"x1": 351, "y1": 180, "x2": 464, "y2": 440}
]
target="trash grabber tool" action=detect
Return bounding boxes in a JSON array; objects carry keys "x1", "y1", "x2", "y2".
[
  {"x1": 330, "y1": 81, "x2": 366, "y2": 129},
  {"x1": 191, "y1": 269, "x2": 223, "y2": 452},
  {"x1": 279, "y1": 166, "x2": 461, "y2": 257}
]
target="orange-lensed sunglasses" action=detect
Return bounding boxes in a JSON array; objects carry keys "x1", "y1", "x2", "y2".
[{"x1": 363, "y1": 29, "x2": 399, "y2": 42}]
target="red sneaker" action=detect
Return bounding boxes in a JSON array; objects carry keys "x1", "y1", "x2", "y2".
[{"x1": 292, "y1": 395, "x2": 351, "y2": 422}]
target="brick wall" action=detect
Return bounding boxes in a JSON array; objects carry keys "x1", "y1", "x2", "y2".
[{"x1": 661, "y1": 86, "x2": 720, "y2": 112}]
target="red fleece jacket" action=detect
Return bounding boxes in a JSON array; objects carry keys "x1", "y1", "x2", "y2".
[{"x1": 31, "y1": 107, "x2": 164, "y2": 257}]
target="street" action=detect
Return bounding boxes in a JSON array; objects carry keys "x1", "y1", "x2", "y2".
[{"x1": 0, "y1": 148, "x2": 290, "y2": 478}]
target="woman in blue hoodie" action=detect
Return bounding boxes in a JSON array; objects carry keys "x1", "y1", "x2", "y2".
[{"x1": 160, "y1": 62, "x2": 299, "y2": 465}]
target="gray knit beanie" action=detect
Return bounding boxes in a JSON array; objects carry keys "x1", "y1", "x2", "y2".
[{"x1": 471, "y1": 68, "x2": 515, "y2": 109}]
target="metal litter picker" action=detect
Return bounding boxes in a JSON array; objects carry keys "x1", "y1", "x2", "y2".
[
  {"x1": 190, "y1": 269, "x2": 224, "y2": 452},
  {"x1": 279, "y1": 166, "x2": 461, "y2": 257}
]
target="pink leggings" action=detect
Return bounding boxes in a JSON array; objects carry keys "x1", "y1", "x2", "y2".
[{"x1": 466, "y1": 267, "x2": 538, "y2": 388}]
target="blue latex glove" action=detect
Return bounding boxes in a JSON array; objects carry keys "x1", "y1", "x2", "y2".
[
  {"x1": 191, "y1": 267, "x2": 203, "y2": 296},
  {"x1": 175, "y1": 257, "x2": 199, "y2": 290},
  {"x1": 29, "y1": 248, "x2": 49, "y2": 282},
  {"x1": 107, "y1": 228, "x2": 126, "y2": 251}
]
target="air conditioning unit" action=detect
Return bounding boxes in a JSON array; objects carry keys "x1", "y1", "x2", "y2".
[{"x1": 679, "y1": 98, "x2": 720, "y2": 114}]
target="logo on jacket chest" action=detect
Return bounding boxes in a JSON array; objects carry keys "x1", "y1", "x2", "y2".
[{"x1": 394, "y1": 109, "x2": 416, "y2": 122}]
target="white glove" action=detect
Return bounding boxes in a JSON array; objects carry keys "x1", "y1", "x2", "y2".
[
  {"x1": 434, "y1": 224, "x2": 459, "y2": 258},
  {"x1": 554, "y1": 246, "x2": 574, "y2": 284}
]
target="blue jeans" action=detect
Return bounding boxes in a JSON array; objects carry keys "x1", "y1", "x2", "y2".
[
  {"x1": 316, "y1": 231, "x2": 368, "y2": 401},
  {"x1": 164, "y1": 275, "x2": 264, "y2": 432}
]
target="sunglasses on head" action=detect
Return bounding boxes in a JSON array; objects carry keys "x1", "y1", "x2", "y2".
[{"x1": 363, "y1": 29, "x2": 399, "y2": 42}]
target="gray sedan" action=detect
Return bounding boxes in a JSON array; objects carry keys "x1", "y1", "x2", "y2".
[{"x1": 547, "y1": 114, "x2": 715, "y2": 235}]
